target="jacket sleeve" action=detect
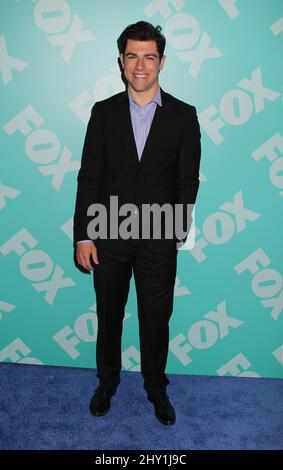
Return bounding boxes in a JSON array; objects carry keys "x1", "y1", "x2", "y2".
[
  {"x1": 73, "y1": 103, "x2": 105, "y2": 247},
  {"x1": 175, "y1": 106, "x2": 201, "y2": 242}
]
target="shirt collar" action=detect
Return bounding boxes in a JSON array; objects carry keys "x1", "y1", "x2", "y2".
[{"x1": 127, "y1": 86, "x2": 162, "y2": 107}]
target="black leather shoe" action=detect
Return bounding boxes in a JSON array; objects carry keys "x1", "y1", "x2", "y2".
[
  {"x1": 148, "y1": 393, "x2": 176, "y2": 426},
  {"x1": 89, "y1": 386, "x2": 116, "y2": 416}
]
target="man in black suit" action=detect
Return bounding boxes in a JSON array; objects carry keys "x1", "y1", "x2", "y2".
[{"x1": 74, "y1": 21, "x2": 201, "y2": 425}]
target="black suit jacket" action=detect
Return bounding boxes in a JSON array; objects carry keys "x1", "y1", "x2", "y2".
[{"x1": 73, "y1": 87, "x2": 201, "y2": 252}]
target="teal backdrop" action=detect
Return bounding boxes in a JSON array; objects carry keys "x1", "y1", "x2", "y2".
[{"x1": 1, "y1": 0, "x2": 283, "y2": 379}]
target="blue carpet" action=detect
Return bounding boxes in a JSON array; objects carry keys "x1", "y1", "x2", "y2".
[{"x1": 0, "y1": 362, "x2": 282, "y2": 450}]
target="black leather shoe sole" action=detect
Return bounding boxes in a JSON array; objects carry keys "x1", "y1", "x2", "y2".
[
  {"x1": 155, "y1": 413, "x2": 176, "y2": 426},
  {"x1": 90, "y1": 405, "x2": 111, "y2": 417}
]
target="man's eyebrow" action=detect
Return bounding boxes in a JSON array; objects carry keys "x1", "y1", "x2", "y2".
[{"x1": 125, "y1": 52, "x2": 158, "y2": 57}]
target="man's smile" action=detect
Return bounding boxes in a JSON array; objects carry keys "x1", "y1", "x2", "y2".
[{"x1": 133, "y1": 74, "x2": 148, "y2": 78}]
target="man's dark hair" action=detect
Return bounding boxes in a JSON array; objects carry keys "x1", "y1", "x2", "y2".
[{"x1": 117, "y1": 21, "x2": 166, "y2": 60}]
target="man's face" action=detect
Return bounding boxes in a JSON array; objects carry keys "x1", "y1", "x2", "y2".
[{"x1": 120, "y1": 39, "x2": 165, "y2": 93}]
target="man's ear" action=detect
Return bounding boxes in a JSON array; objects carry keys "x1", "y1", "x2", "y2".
[
  {"x1": 159, "y1": 55, "x2": 166, "y2": 71},
  {"x1": 120, "y1": 53, "x2": 124, "y2": 68}
]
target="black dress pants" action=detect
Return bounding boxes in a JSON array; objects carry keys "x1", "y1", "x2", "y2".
[{"x1": 92, "y1": 238, "x2": 178, "y2": 397}]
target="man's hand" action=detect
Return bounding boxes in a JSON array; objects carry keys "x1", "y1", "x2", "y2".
[{"x1": 76, "y1": 242, "x2": 99, "y2": 271}]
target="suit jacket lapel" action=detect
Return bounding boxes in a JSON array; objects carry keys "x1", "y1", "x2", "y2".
[{"x1": 116, "y1": 90, "x2": 140, "y2": 166}]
